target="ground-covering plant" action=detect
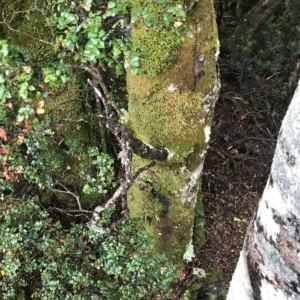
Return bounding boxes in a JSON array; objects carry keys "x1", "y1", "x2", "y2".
[{"x1": 0, "y1": 198, "x2": 176, "y2": 299}]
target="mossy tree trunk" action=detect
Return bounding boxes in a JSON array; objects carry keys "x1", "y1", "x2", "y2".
[{"x1": 127, "y1": 0, "x2": 220, "y2": 263}]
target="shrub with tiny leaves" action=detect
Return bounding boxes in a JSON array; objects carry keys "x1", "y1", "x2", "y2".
[
  {"x1": 222, "y1": 0, "x2": 300, "y2": 91},
  {"x1": 0, "y1": 198, "x2": 177, "y2": 299}
]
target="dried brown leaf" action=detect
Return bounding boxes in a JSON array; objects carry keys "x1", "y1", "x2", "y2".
[{"x1": 0, "y1": 128, "x2": 7, "y2": 141}]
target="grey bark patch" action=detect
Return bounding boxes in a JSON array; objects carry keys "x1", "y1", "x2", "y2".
[
  {"x1": 181, "y1": 161, "x2": 204, "y2": 204},
  {"x1": 289, "y1": 281, "x2": 300, "y2": 294},
  {"x1": 269, "y1": 173, "x2": 273, "y2": 187},
  {"x1": 256, "y1": 216, "x2": 264, "y2": 234},
  {"x1": 248, "y1": 218, "x2": 286, "y2": 296},
  {"x1": 272, "y1": 212, "x2": 286, "y2": 226},
  {"x1": 245, "y1": 234, "x2": 263, "y2": 300},
  {"x1": 285, "y1": 213, "x2": 300, "y2": 243},
  {"x1": 228, "y1": 80, "x2": 300, "y2": 300},
  {"x1": 286, "y1": 151, "x2": 296, "y2": 167}
]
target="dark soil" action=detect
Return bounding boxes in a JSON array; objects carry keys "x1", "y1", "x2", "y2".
[{"x1": 196, "y1": 78, "x2": 293, "y2": 288}]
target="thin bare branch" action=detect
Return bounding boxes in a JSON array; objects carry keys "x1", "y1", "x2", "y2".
[
  {"x1": 1, "y1": 8, "x2": 55, "y2": 46},
  {"x1": 132, "y1": 160, "x2": 156, "y2": 181},
  {"x1": 87, "y1": 78, "x2": 109, "y2": 117},
  {"x1": 50, "y1": 183, "x2": 82, "y2": 211},
  {"x1": 46, "y1": 207, "x2": 92, "y2": 218}
]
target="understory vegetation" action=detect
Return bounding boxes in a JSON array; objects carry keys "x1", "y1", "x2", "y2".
[
  {"x1": 1, "y1": 199, "x2": 176, "y2": 299},
  {"x1": 220, "y1": 0, "x2": 300, "y2": 99},
  {"x1": 0, "y1": 0, "x2": 300, "y2": 299},
  {"x1": 0, "y1": 0, "x2": 186, "y2": 298}
]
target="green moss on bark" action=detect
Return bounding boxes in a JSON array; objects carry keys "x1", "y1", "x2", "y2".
[
  {"x1": 1, "y1": 1, "x2": 56, "y2": 60},
  {"x1": 128, "y1": 155, "x2": 196, "y2": 263},
  {"x1": 127, "y1": 0, "x2": 218, "y2": 156},
  {"x1": 129, "y1": 0, "x2": 184, "y2": 74},
  {"x1": 127, "y1": 0, "x2": 219, "y2": 262},
  {"x1": 131, "y1": 22, "x2": 181, "y2": 75}
]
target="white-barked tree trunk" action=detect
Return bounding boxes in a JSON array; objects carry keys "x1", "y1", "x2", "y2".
[{"x1": 227, "y1": 80, "x2": 300, "y2": 299}]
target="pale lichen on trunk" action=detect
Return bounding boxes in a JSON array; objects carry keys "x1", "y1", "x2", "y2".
[{"x1": 127, "y1": 0, "x2": 220, "y2": 263}]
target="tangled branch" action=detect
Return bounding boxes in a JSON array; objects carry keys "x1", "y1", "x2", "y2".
[{"x1": 84, "y1": 66, "x2": 163, "y2": 233}]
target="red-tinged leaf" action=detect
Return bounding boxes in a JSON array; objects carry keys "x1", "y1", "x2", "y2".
[
  {"x1": 0, "y1": 128, "x2": 7, "y2": 141},
  {"x1": 0, "y1": 148, "x2": 9, "y2": 156},
  {"x1": 11, "y1": 173, "x2": 19, "y2": 182},
  {"x1": 36, "y1": 101, "x2": 45, "y2": 115},
  {"x1": 23, "y1": 66, "x2": 32, "y2": 74},
  {"x1": 4, "y1": 100, "x2": 12, "y2": 108},
  {"x1": 24, "y1": 119, "x2": 32, "y2": 132},
  {"x1": 36, "y1": 100, "x2": 44, "y2": 108},
  {"x1": 2, "y1": 169, "x2": 10, "y2": 181}
]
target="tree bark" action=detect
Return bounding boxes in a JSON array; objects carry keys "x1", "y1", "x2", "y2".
[
  {"x1": 126, "y1": 1, "x2": 220, "y2": 263},
  {"x1": 227, "y1": 79, "x2": 300, "y2": 299}
]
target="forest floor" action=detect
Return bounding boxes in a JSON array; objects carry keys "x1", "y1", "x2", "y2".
[{"x1": 192, "y1": 71, "x2": 294, "y2": 296}]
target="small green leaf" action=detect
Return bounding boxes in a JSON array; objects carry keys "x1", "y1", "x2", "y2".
[
  {"x1": 107, "y1": 59, "x2": 116, "y2": 68},
  {"x1": 163, "y1": 13, "x2": 172, "y2": 25},
  {"x1": 97, "y1": 40, "x2": 105, "y2": 49},
  {"x1": 130, "y1": 56, "x2": 139, "y2": 68},
  {"x1": 108, "y1": 1, "x2": 116, "y2": 8},
  {"x1": 187, "y1": 31, "x2": 193, "y2": 38},
  {"x1": 1, "y1": 47, "x2": 9, "y2": 57},
  {"x1": 28, "y1": 85, "x2": 36, "y2": 91},
  {"x1": 233, "y1": 217, "x2": 247, "y2": 223},
  {"x1": 131, "y1": 68, "x2": 141, "y2": 75},
  {"x1": 18, "y1": 82, "x2": 29, "y2": 100},
  {"x1": 116, "y1": 65, "x2": 124, "y2": 76},
  {"x1": 113, "y1": 45, "x2": 121, "y2": 56}
]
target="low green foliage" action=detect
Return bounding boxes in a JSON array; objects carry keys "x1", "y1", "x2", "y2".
[
  {"x1": 222, "y1": 0, "x2": 300, "y2": 94},
  {"x1": 0, "y1": 198, "x2": 176, "y2": 299},
  {"x1": 81, "y1": 147, "x2": 116, "y2": 195},
  {"x1": 48, "y1": 0, "x2": 188, "y2": 75}
]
